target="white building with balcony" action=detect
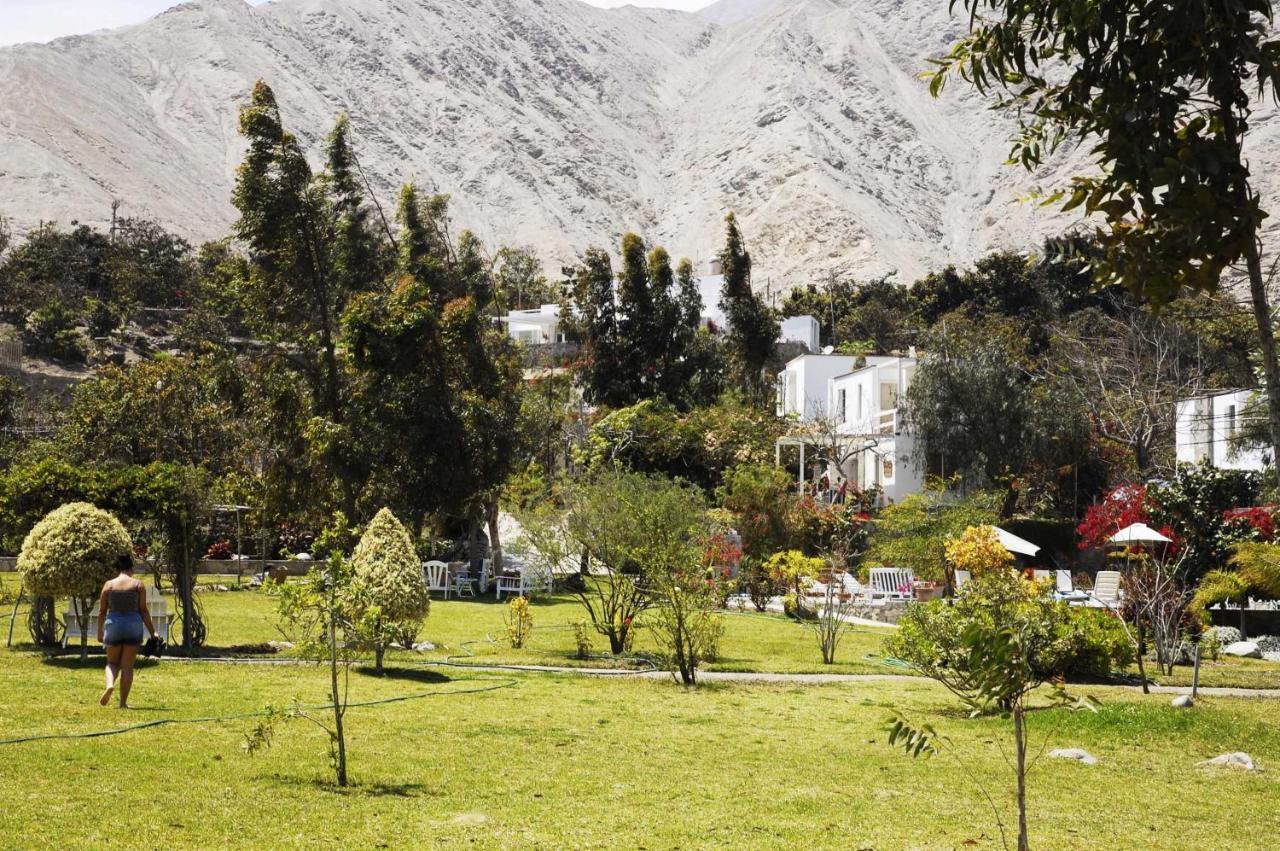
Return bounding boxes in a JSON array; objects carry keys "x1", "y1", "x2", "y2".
[
  {"x1": 776, "y1": 353, "x2": 923, "y2": 504},
  {"x1": 828, "y1": 356, "x2": 923, "y2": 502},
  {"x1": 1175, "y1": 389, "x2": 1270, "y2": 471},
  {"x1": 499, "y1": 304, "x2": 565, "y2": 345}
]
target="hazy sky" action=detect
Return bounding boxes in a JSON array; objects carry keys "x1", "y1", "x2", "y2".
[{"x1": 1, "y1": 0, "x2": 711, "y2": 48}]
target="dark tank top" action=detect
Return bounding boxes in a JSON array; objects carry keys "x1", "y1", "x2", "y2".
[{"x1": 107, "y1": 587, "x2": 140, "y2": 614}]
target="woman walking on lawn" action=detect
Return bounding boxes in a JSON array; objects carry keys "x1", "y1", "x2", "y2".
[{"x1": 96, "y1": 554, "x2": 155, "y2": 709}]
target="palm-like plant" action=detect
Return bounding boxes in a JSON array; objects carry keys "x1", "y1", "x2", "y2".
[{"x1": 1195, "y1": 543, "x2": 1280, "y2": 636}]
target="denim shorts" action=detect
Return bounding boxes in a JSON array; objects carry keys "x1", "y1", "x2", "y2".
[{"x1": 103, "y1": 612, "x2": 145, "y2": 646}]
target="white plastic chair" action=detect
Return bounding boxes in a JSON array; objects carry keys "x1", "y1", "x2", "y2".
[
  {"x1": 1089, "y1": 570, "x2": 1122, "y2": 608},
  {"x1": 495, "y1": 559, "x2": 552, "y2": 600},
  {"x1": 423, "y1": 561, "x2": 450, "y2": 599}
]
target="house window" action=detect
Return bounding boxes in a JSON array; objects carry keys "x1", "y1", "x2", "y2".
[
  {"x1": 856, "y1": 385, "x2": 863, "y2": 420},
  {"x1": 1227, "y1": 404, "x2": 1238, "y2": 437},
  {"x1": 837, "y1": 389, "x2": 847, "y2": 423},
  {"x1": 882, "y1": 454, "x2": 894, "y2": 481}
]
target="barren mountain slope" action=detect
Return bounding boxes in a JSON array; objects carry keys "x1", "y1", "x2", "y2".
[{"x1": 1, "y1": 0, "x2": 1277, "y2": 286}]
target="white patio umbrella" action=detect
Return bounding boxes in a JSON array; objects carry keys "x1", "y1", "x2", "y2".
[
  {"x1": 1109, "y1": 523, "x2": 1173, "y2": 545},
  {"x1": 992, "y1": 526, "x2": 1041, "y2": 557}
]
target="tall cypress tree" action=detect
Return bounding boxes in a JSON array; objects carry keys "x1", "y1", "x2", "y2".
[
  {"x1": 572, "y1": 247, "x2": 624, "y2": 406},
  {"x1": 718, "y1": 213, "x2": 778, "y2": 401}
]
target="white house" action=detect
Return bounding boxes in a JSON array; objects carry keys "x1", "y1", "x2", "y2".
[
  {"x1": 776, "y1": 353, "x2": 862, "y2": 420},
  {"x1": 499, "y1": 304, "x2": 565, "y2": 344},
  {"x1": 827, "y1": 356, "x2": 923, "y2": 502},
  {"x1": 1175, "y1": 389, "x2": 1271, "y2": 471},
  {"x1": 779, "y1": 315, "x2": 820, "y2": 353},
  {"x1": 776, "y1": 353, "x2": 922, "y2": 504}
]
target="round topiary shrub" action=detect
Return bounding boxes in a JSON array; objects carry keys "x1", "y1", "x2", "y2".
[
  {"x1": 351, "y1": 507, "x2": 430, "y2": 673},
  {"x1": 18, "y1": 502, "x2": 132, "y2": 654}
]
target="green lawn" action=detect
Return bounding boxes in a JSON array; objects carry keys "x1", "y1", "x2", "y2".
[
  {"x1": 16, "y1": 579, "x2": 1280, "y2": 689},
  {"x1": 1, "y1": 642, "x2": 1277, "y2": 849},
  {"x1": 183, "y1": 581, "x2": 900, "y2": 675}
]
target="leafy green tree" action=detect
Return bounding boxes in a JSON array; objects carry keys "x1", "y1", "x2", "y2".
[
  {"x1": 493, "y1": 245, "x2": 556, "y2": 312},
  {"x1": 929, "y1": 0, "x2": 1280, "y2": 478},
  {"x1": 613, "y1": 475, "x2": 722, "y2": 685},
  {"x1": 866, "y1": 489, "x2": 1001, "y2": 583},
  {"x1": 887, "y1": 605, "x2": 1101, "y2": 851},
  {"x1": 250, "y1": 522, "x2": 361, "y2": 786},
  {"x1": 345, "y1": 186, "x2": 521, "y2": 550},
  {"x1": 905, "y1": 317, "x2": 1093, "y2": 516},
  {"x1": 718, "y1": 214, "x2": 778, "y2": 400},
  {"x1": 1148, "y1": 464, "x2": 1261, "y2": 583},
  {"x1": 231, "y1": 82, "x2": 386, "y2": 513}
]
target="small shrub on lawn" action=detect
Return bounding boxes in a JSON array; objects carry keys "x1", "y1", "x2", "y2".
[
  {"x1": 505, "y1": 596, "x2": 533, "y2": 649},
  {"x1": 887, "y1": 569, "x2": 1133, "y2": 705},
  {"x1": 572, "y1": 619, "x2": 593, "y2": 660}
]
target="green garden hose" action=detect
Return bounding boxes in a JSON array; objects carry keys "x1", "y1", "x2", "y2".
[{"x1": 0, "y1": 675, "x2": 518, "y2": 747}]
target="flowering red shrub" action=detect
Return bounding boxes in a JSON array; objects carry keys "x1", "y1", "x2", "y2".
[
  {"x1": 1076, "y1": 485, "x2": 1149, "y2": 550},
  {"x1": 1222, "y1": 506, "x2": 1278, "y2": 542},
  {"x1": 1077, "y1": 484, "x2": 1178, "y2": 553}
]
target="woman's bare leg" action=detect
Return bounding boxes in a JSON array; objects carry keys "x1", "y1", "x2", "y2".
[
  {"x1": 101, "y1": 645, "x2": 122, "y2": 706},
  {"x1": 117, "y1": 645, "x2": 139, "y2": 708}
]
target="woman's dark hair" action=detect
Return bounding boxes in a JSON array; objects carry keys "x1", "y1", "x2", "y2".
[{"x1": 116, "y1": 554, "x2": 135, "y2": 573}]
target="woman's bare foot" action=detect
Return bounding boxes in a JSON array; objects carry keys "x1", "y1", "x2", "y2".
[{"x1": 99, "y1": 687, "x2": 114, "y2": 706}]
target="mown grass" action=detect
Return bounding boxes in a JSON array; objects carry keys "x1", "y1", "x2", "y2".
[
  {"x1": 184, "y1": 580, "x2": 1280, "y2": 688},
  {"x1": 0, "y1": 642, "x2": 1277, "y2": 849},
  {"x1": 13, "y1": 578, "x2": 1280, "y2": 688},
  {"x1": 186, "y1": 581, "x2": 900, "y2": 675}
]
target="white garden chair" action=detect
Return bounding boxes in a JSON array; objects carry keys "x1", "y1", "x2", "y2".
[
  {"x1": 1088, "y1": 570, "x2": 1122, "y2": 608},
  {"x1": 62, "y1": 597, "x2": 99, "y2": 648},
  {"x1": 495, "y1": 558, "x2": 552, "y2": 600},
  {"x1": 868, "y1": 567, "x2": 915, "y2": 601},
  {"x1": 63, "y1": 588, "x2": 170, "y2": 646},
  {"x1": 423, "y1": 560, "x2": 450, "y2": 599}
]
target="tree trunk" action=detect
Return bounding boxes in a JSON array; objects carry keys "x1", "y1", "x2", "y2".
[
  {"x1": 1135, "y1": 620, "x2": 1149, "y2": 694},
  {"x1": 329, "y1": 608, "x2": 348, "y2": 787},
  {"x1": 1243, "y1": 240, "x2": 1280, "y2": 486},
  {"x1": 29, "y1": 595, "x2": 58, "y2": 646},
  {"x1": 486, "y1": 500, "x2": 503, "y2": 575},
  {"x1": 77, "y1": 595, "x2": 89, "y2": 660},
  {"x1": 999, "y1": 483, "x2": 1019, "y2": 519},
  {"x1": 1221, "y1": 95, "x2": 1280, "y2": 484},
  {"x1": 1014, "y1": 704, "x2": 1030, "y2": 851}
]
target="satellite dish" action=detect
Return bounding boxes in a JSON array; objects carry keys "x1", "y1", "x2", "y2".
[{"x1": 822, "y1": 345, "x2": 835, "y2": 355}]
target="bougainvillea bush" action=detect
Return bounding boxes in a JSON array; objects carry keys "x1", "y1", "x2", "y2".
[{"x1": 350, "y1": 507, "x2": 430, "y2": 672}]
